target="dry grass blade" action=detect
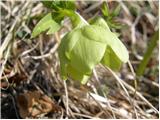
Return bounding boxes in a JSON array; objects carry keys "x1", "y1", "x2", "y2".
[
  {"x1": 0, "y1": 45, "x2": 11, "y2": 79},
  {"x1": 63, "y1": 80, "x2": 69, "y2": 118},
  {"x1": 104, "y1": 66, "x2": 139, "y2": 118},
  {"x1": 0, "y1": 19, "x2": 17, "y2": 59},
  {"x1": 93, "y1": 69, "x2": 116, "y2": 118},
  {"x1": 105, "y1": 66, "x2": 159, "y2": 114},
  {"x1": 29, "y1": 43, "x2": 59, "y2": 60}
]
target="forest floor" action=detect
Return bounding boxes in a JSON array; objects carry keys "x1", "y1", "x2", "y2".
[{"x1": 0, "y1": 0, "x2": 159, "y2": 119}]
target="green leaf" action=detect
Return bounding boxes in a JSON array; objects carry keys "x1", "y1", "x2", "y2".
[
  {"x1": 101, "y1": 46, "x2": 122, "y2": 71},
  {"x1": 60, "y1": 1, "x2": 76, "y2": 10},
  {"x1": 107, "y1": 20, "x2": 125, "y2": 29},
  {"x1": 101, "y1": 2, "x2": 110, "y2": 17},
  {"x1": 42, "y1": 1, "x2": 60, "y2": 10},
  {"x1": 136, "y1": 30, "x2": 159, "y2": 76},
  {"x1": 42, "y1": 0, "x2": 76, "y2": 11},
  {"x1": 31, "y1": 13, "x2": 61, "y2": 38},
  {"x1": 111, "y1": 4, "x2": 121, "y2": 17},
  {"x1": 51, "y1": 11, "x2": 65, "y2": 24}
]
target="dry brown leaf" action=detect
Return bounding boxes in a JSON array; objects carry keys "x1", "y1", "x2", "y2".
[
  {"x1": 16, "y1": 90, "x2": 60, "y2": 118},
  {"x1": 1, "y1": 67, "x2": 28, "y2": 87},
  {"x1": 8, "y1": 73, "x2": 27, "y2": 84}
]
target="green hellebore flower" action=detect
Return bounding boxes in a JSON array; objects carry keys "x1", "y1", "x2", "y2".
[{"x1": 58, "y1": 24, "x2": 129, "y2": 84}]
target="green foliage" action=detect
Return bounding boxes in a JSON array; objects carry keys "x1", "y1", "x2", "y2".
[
  {"x1": 60, "y1": 10, "x2": 87, "y2": 28},
  {"x1": 31, "y1": 0, "x2": 77, "y2": 38},
  {"x1": 32, "y1": 1, "x2": 129, "y2": 84},
  {"x1": 51, "y1": 11, "x2": 65, "y2": 24},
  {"x1": 31, "y1": 13, "x2": 61, "y2": 38},
  {"x1": 111, "y1": 4, "x2": 121, "y2": 17},
  {"x1": 101, "y1": 2, "x2": 125, "y2": 29},
  {"x1": 101, "y1": 2, "x2": 109, "y2": 17},
  {"x1": 42, "y1": 0, "x2": 76, "y2": 11},
  {"x1": 136, "y1": 30, "x2": 159, "y2": 76}
]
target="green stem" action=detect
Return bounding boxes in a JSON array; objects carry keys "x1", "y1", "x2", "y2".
[
  {"x1": 136, "y1": 30, "x2": 159, "y2": 76},
  {"x1": 60, "y1": 10, "x2": 88, "y2": 28}
]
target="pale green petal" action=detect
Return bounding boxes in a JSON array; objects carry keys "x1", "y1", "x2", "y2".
[
  {"x1": 58, "y1": 25, "x2": 129, "y2": 83},
  {"x1": 81, "y1": 25, "x2": 109, "y2": 43},
  {"x1": 101, "y1": 46, "x2": 122, "y2": 71},
  {"x1": 69, "y1": 29, "x2": 106, "y2": 74},
  {"x1": 90, "y1": 17, "x2": 111, "y2": 31},
  {"x1": 67, "y1": 65, "x2": 90, "y2": 84},
  {"x1": 82, "y1": 25, "x2": 129, "y2": 63},
  {"x1": 58, "y1": 37, "x2": 70, "y2": 80},
  {"x1": 104, "y1": 32, "x2": 129, "y2": 63},
  {"x1": 63, "y1": 29, "x2": 81, "y2": 59}
]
